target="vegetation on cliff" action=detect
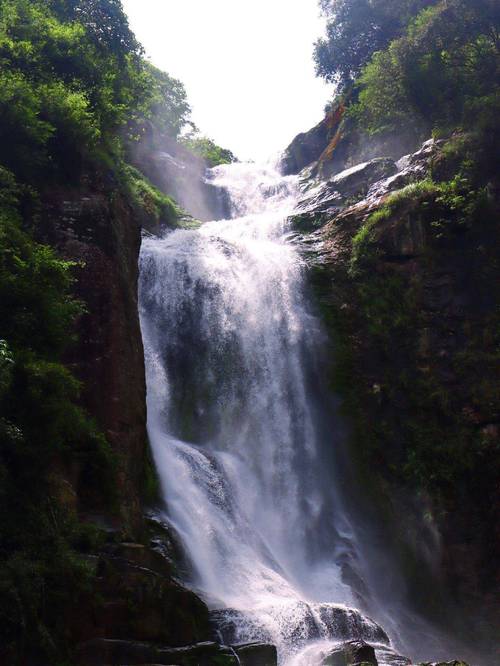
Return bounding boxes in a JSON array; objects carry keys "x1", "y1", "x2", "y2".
[
  {"x1": 313, "y1": 0, "x2": 499, "y2": 509},
  {"x1": 0, "y1": 164, "x2": 114, "y2": 662},
  {"x1": 0, "y1": 0, "x2": 224, "y2": 661},
  {"x1": 307, "y1": 0, "x2": 499, "y2": 648},
  {"x1": 181, "y1": 134, "x2": 238, "y2": 167},
  {"x1": 314, "y1": 0, "x2": 435, "y2": 89},
  {"x1": 315, "y1": 0, "x2": 499, "y2": 152}
]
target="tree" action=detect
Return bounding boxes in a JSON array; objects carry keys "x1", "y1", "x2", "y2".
[
  {"x1": 181, "y1": 134, "x2": 237, "y2": 167},
  {"x1": 49, "y1": 0, "x2": 143, "y2": 60},
  {"x1": 144, "y1": 64, "x2": 193, "y2": 139},
  {"x1": 349, "y1": 0, "x2": 500, "y2": 138},
  {"x1": 314, "y1": 0, "x2": 434, "y2": 89}
]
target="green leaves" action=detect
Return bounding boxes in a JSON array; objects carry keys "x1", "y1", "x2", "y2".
[
  {"x1": 348, "y1": 0, "x2": 500, "y2": 141},
  {"x1": 0, "y1": 0, "x2": 195, "y2": 181},
  {"x1": 0, "y1": 169, "x2": 114, "y2": 662},
  {"x1": 181, "y1": 134, "x2": 238, "y2": 167},
  {"x1": 314, "y1": 0, "x2": 434, "y2": 89}
]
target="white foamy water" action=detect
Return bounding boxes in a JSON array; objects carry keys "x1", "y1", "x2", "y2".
[{"x1": 138, "y1": 161, "x2": 445, "y2": 665}]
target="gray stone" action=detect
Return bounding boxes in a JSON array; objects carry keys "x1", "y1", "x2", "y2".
[
  {"x1": 293, "y1": 158, "x2": 397, "y2": 227},
  {"x1": 329, "y1": 159, "x2": 397, "y2": 198}
]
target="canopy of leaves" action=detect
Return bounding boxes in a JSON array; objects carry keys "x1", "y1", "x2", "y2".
[
  {"x1": 182, "y1": 134, "x2": 238, "y2": 167},
  {"x1": 0, "y1": 1, "x2": 227, "y2": 660},
  {"x1": 0, "y1": 0, "x2": 193, "y2": 180},
  {"x1": 349, "y1": 0, "x2": 500, "y2": 150},
  {"x1": 0, "y1": 1, "x2": 180, "y2": 659},
  {"x1": 0, "y1": 167, "x2": 114, "y2": 662},
  {"x1": 144, "y1": 64, "x2": 193, "y2": 139},
  {"x1": 314, "y1": 0, "x2": 434, "y2": 89}
]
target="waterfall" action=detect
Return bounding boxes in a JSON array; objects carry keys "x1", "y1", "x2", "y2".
[{"x1": 138, "y1": 162, "x2": 427, "y2": 665}]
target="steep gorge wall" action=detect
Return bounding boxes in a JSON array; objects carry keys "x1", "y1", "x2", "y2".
[
  {"x1": 291, "y1": 135, "x2": 500, "y2": 660},
  {"x1": 39, "y1": 170, "x2": 148, "y2": 533},
  {"x1": 21, "y1": 163, "x2": 221, "y2": 665}
]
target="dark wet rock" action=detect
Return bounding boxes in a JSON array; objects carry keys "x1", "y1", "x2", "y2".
[
  {"x1": 281, "y1": 98, "x2": 405, "y2": 181},
  {"x1": 367, "y1": 139, "x2": 444, "y2": 201},
  {"x1": 316, "y1": 606, "x2": 389, "y2": 645},
  {"x1": 145, "y1": 512, "x2": 195, "y2": 579},
  {"x1": 91, "y1": 549, "x2": 211, "y2": 646},
  {"x1": 418, "y1": 662, "x2": 469, "y2": 666},
  {"x1": 104, "y1": 541, "x2": 172, "y2": 577},
  {"x1": 64, "y1": 539, "x2": 212, "y2": 652},
  {"x1": 234, "y1": 642, "x2": 278, "y2": 666},
  {"x1": 321, "y1": 640, "x2": 378, "y2": 666},
  {"x1": 76, "y1": 639, "x2": 238, "y2": 665},
  {"x1": 313, "y1": 117, "x2": 425, "y2": 181},
  {"x1": 211, "y1": 604, "x2": 389, "y2": 650},
  {"x1": 281, "y1": 115, "x2": 331, "y2": 175},
  {"x1": 40, "y1": 175, "x2": 148, "y2": 536},
  {"x1": 297, "y1": 134, "x2": 500, "y2": 660},
  {"x1": 292, "y1": 139, "x2": 443, "y2": 237},
  {"x1": 374, "y1": 644, "x2": 412, "y2": 666},
  {"x1": 210, "y1": 608, "x2": 274, "y2": 645}
]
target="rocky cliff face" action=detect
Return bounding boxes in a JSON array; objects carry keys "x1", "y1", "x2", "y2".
[
  {"x1": 130, "y1": 123, "x2": 230, "y2": 222},
  {"x1": 28, "y1": 164, "x2": 228, "y2": 664},
  {"x1": 29, "y1": 121, "x2": 496, "y2": 663},
  {"x1": 281, "y1": 99, "x2": 426, "y2": 180},
  {"x1": 39, "y1": 169, "x2": 148, "y2": 535},
  {"x1": 290, "y1": 136, "x2": 500, "y2": 661}
]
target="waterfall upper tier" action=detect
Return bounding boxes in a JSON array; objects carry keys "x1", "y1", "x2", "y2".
[{"x1": 139, "y1": 161, "x2": 430, "y2": 665}]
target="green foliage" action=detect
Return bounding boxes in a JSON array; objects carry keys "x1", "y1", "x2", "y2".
[
  {"x1": 314, "y1": 0, "x2": 434, "y2": 89},
  {"x1": 349, "y1": 168, "x2": 490, "y2": 275},
  {"x1": 49, "y1": 0, "x2": 143, "y2": 60},
  {"x1": 0, "y1": 170, "x2": 114, "y2": 662},
  {"x1": 123, "y1": 164, "x2": 179, "y2": 228},
  {"x1": 0, "y1": 0, "x2": 195, "y2": 180},
  {"x1": 142, "y1": 64, "x2": 193, "y2": 139},
  {"x1": 0, "y1": 216, "x2": 82, "y2": 356},
  {"x1": 182, "y1": 134, "x2": 237, "y2": 167},
  {"x1": 350, "y1": 179, "x2": 437, "y2": 274},
  {"x1": 0, "y1": 1, "x2": 226, "y2": 661},
  {"x1": 349, "y1": 0, "x2": 500, "y2": 141}
]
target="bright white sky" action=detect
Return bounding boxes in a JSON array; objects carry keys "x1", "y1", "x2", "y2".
[{"x1": 122, "y1": 0, "x2": 332, "y2": 161}]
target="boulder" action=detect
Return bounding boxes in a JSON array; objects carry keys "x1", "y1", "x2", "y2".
[
  {"x1": 76, "y1": 639, "x2": 238, "y2": 665},
  {"x1": 329, "y1": 158, "x2": 397, "y2": 198},
  {"x1": 92, "y1": 552, "x2": 211, "y2": 646},
  {"x1": 280, "y1": 117, "x2": 330, "y2": 175},
  {"x1": 210, "y1": 608, "x2": 273, "y2": 645},
  {"x1": 374, "y1": 645, "x2": 411, "y2": 665},
  {"x1": 64, "y1": 546, "x2": 210, "y2": 650},
  {"x1": 234, "y1": 642, "x2": 278, "y2": 666},
  {"x1": 321, "y1": 640, "x2": 378, "y2": 666},
  {"x1": 293, "y1": 158, "x2": 397, "y2": 228}
]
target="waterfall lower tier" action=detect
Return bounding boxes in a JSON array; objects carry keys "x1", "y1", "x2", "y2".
[{"x1": 139, "y1": 162, "x2": 434, "y2": 665}]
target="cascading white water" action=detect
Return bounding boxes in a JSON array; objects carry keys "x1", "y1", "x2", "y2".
[{"x1": 139, "y1": 162, "x2": 406, "y2": 665}]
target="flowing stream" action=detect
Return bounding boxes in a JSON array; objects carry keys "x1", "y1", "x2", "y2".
[{"x1": 139, "y1": 162, "x2": 430, "y2": 665}]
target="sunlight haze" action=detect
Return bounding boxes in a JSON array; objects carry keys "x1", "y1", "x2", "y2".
[{"x1": 122, "y1": 0, "x2": 331, "y2": 161}]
